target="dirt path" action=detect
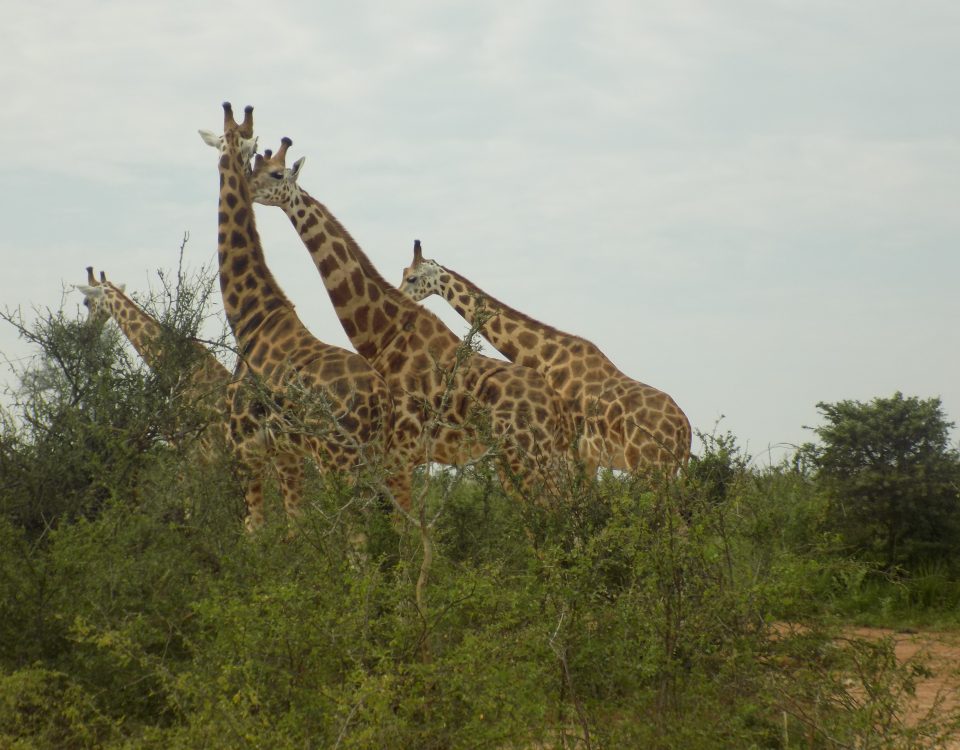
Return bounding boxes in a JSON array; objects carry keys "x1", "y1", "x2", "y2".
[{"x1": 850, "y1": 627, "x2": 960, "y2": 742}]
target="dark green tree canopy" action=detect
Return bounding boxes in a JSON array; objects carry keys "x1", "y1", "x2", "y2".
[{"x1": 807, "y1": 392, "x2": 960, "y2": 570}]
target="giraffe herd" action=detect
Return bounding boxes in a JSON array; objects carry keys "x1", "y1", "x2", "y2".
[{"x1": 79, "y1": 102, "x2": 691, "y2": 532}]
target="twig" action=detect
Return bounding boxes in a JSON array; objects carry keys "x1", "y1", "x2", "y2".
[
  {"x1": 332, "y1": 698, "x2": 363, "y2": 750},
  {"x1": 548, "y1": 608, "x2": 593, "y2": 750}
]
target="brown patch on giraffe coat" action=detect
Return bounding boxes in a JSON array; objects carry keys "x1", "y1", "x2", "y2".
[
  {"x1": 585, "y1": 355, "x2": 604, "y2": 371},
  {"x1": 505, "y1": 380, "x2": 525, "y2": 399},
  {"x1": 519, "y1": 354, "x2": 539, "y2": 369},
  {"x1": 347, "y1": 356, "x2": 372, "y2": 373},
  {"x1": 415, "y1": 316, "x2": 438, "y2": 338},
  {"x1": 500, "y1": 341, "x2": 519, "y2": 360},
  {"x1": 517, "y1": 331, "x2": 538, "y2": 349},
  {"x1": 351, "y1": 268, "x2": 365, "y2": 296},
  {"x1": 317, "y1": 254, "x2": 339, "y2": 277},
  {"x1": 354, "y1": 305, "x2": 369, "y2": 332},
  {"x1": 357, "y1": 341, "x2": 377, "y2": 360},
  {"x1": 406, "y1": 333, "x2": 424, "y2": 351},
  {"x1": 302, "y1": 212, "x2": 319, "y2": 232},
  {"x1": 641, "y1": 444, "x2": 660, "y2": 461},
  {"x1": 329, "y1": 279, "x2": 352, "y2": 308},
  {"x1": 411, "y1": 353, "x2": 430, "y2": 372},
  {"x1": 251, "y1": 342, "x2": 270, "y2": 368},
  {"x1": 387, "y1": 350, "x2": 408, "y2": 372},
  {"x1": 525, "y1": 387, "x2": 547, "y2": 405},
  {"x1": 238, "y1": 312, "x2": 265, "y2": 340},
  {"x1": 320, "y1": 360, "x2": 344, "y2": 379},
  {"x1": 370, "y1": 308, "x2": 389, "y2": 335}
]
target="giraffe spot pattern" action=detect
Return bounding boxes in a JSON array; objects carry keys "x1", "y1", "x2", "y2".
[{"x1": 213, "y1": 124, "x2": 413, "y2": 523}]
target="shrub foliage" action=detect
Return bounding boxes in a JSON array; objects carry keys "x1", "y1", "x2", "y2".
[
  {"x1": 1, "y1": 282, "x2": 959, "y2": 748},
  {"x1": 807, "y1": 392, "x2": 960, "y2": 570}
]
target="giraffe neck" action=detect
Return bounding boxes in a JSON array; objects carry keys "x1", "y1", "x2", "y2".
[
  {"x1": 217, "y1": 140, "x2": 299, "y2": 358},
  {"x1": 99, "y1": 286, "x2": 230, "y2": 387},
  {"x1": 436, "y1": 266, "x2": 614, "y2": 383},
  {"x1": 277, "y1": 188, "x2": 443, "y2": 363},
  {"x1": 99, "y1": 287, "x2": 169, "y2": 366}
]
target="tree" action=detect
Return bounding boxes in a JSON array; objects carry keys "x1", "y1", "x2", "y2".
[
  {"x1": 807, "y1": 392, "x2": 960, "y2": 570},
  {"x1": 0, "y1": 255, "x2": 230, "y2": 534},
  {"x1": 0, "y1": 303, "x2": 155, "y2": 531}
]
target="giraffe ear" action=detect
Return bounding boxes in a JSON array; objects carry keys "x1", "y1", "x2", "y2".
[
  {"x1": 198, "y1": 129, "x2": 222, "y2": 149},
  {"x1": 291, "y1": 156, "x2": 305, "y2": 181},
  {"x1": 75, "y1": 284, "x2": 104, "y2": 299}
]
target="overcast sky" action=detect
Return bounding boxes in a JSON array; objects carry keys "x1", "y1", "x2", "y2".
[{"x1": 2, "y1": 1, "x2": 957, "y2": 462}]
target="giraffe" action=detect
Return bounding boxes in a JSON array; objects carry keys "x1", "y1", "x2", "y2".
[
  {"x1": 246, "y1": 136, "x2": 582, "y2": 497},
  {"x1": 399, "y1": 241, "x2": 692, "y2": 473},
  {"x1": 198, "y1": 103, "x2": 408, "y2": 530},
  {"x1": 75, "y1": 266, "x2": 232, "y2": 464}
]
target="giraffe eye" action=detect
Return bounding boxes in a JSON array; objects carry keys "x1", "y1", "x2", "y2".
[
  {"x1": 406, "y1": 276, "x2": 418, "y2": 284},
  {"x1": 270, "y1": 171, "x2": 284, "y2": 180}
]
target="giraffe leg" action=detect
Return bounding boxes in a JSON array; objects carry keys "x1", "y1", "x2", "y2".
[
  {"x1": 274, "y1": 452, "x2": 306, "y2": 528},
  {"x1": 384, "y1": 461, "x2": 413, "y2": 514},
  {"x1": 229, "y1": 425, "x2": 272, "y2": 533},
  {"x1": 238, "y1": 456, "x2": 267, "y2": 533}
]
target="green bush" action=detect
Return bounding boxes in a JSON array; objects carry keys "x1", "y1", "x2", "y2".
[
  {"x1": 2, "y1": 296, "x2": 959, "y2": 747},
  {"x1": 806, "y1": 392, "x2": 960, "y2": 571},
  {"x1": 0, "y1": 667, "x2": 120, "y2": 748}
]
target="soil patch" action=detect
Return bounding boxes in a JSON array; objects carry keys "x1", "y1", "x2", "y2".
[{"x1": 847, "y1": 627, "x2": 960, "y2": 727}]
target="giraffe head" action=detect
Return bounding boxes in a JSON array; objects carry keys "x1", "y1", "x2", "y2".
[
  {"x1": 247, "y1": 137, "x2": 305, "y2": 206},
  {"x1": 75, "y1": 267, "x2": 125, "y2": 323},
  {"x1": 198, "y1": 102, "x2": 259, "y2": 166},
  {"x1": 399, "y1": 240, "x2": 445, "y2": 302}
]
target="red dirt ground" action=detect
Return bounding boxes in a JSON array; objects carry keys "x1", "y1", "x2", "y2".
[{"x1": 850, "y1": 627, "x2": 960, "y2": 744}]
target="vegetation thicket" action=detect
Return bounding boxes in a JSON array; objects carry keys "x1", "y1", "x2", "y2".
[{"x1": 1, "y1": 266, "x2": 958, "y2": 748}]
